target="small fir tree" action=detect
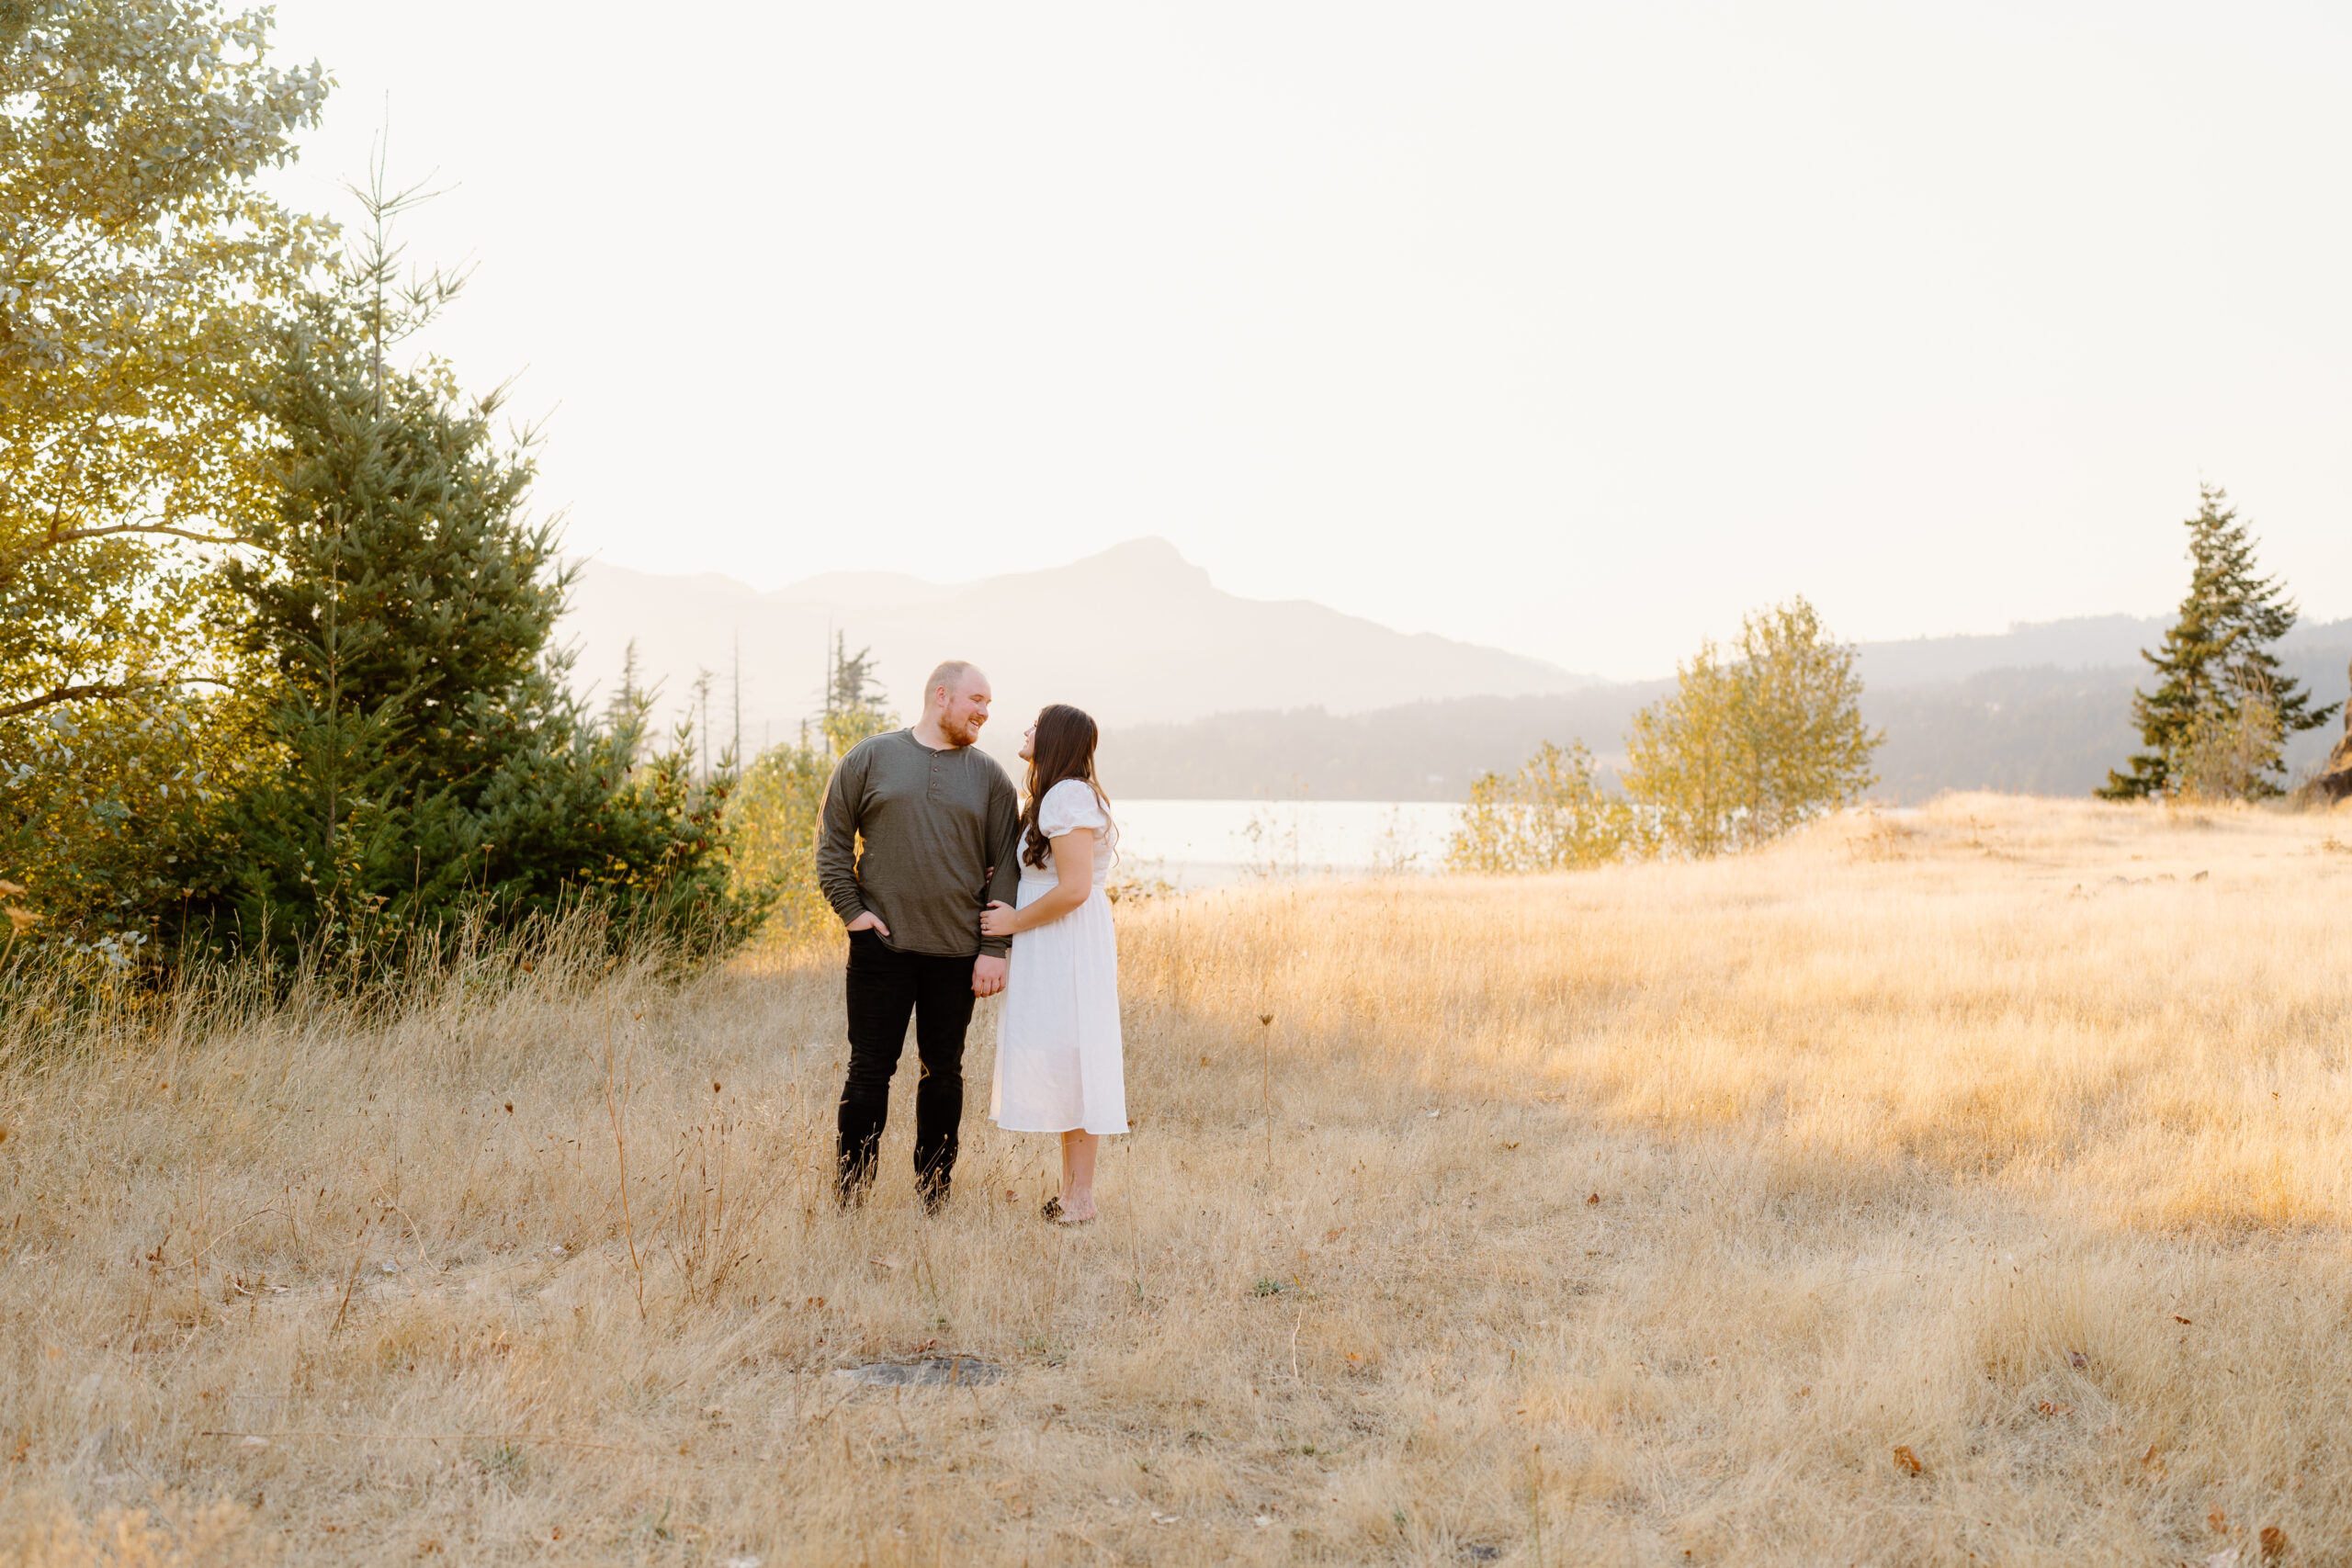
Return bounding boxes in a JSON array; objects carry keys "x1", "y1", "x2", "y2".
[
  {"x1": 2099, "y1": 486, "x2": 2335, "y2": 801},
  {"x1": 207, "y1": 171, "x2": 741, "y2": 957}
]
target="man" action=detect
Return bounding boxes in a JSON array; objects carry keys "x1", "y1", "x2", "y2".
[{"x1": 817, "y1": 660, "x2": 1021, "y2": 1210}]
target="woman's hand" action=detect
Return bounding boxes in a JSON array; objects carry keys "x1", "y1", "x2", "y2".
[{"x1": 980, "y1": 899, "x2": 1020, "y2": 939}]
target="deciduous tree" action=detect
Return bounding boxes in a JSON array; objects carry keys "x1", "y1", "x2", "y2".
[
  {"x1": 1, "y1": 0, "x2": 323, "y2": 951},
  {"x1": 0, "y1": 0, "x2": 326, "y2": 722},
  {"x1": 1623, "y1": 597, "x2": 1878, "y2": 856}
]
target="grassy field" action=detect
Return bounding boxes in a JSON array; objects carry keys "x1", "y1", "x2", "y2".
[{"x1": 4, "y1": 793, "x2": 2349, "y2": 1565}]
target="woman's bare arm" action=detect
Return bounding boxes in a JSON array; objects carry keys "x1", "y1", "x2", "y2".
[{"x1": 980, "y1": 828, "x2": 1094, "y2": 938}]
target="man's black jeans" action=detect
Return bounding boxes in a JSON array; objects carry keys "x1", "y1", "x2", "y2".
[{"x1": 837, "y1": 929, "x2": 978, "y2": 1209}]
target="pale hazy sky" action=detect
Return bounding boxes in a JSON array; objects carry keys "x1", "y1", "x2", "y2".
[{"x1": 263, "y1": 2, "x2": 2352, "y2": 680}]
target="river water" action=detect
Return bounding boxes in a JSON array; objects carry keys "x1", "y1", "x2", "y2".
[{"x1": 1106, "y1": 799, "x2": 1463, "y2": 888}]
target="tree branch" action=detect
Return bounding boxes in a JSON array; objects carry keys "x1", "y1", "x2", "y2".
[
  {"x1": 0, "y1": 674, "x2": 232, "y2": 722},
  {"x1": 0, "y1": 683, "x2": 137, "y2": 720},
  {"x1": 0, "y1": 520, "x2": 243, "y2": 576}
]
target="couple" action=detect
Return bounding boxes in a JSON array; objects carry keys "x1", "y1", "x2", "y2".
[{"x1": 815, "y1": 660, "x2": 1125, "y2": 1224}]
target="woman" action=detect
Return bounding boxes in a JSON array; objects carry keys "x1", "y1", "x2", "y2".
[{"x1": 981, "y1": 704, "x2": 1125, "y2": 1224}]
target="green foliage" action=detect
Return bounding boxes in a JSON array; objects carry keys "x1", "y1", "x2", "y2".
[
  {"x1": 0, "y1": 687, "x2": 262, "y2": 968},
  {"x1": 2099, "y1": 486, "x2": 2335, "y2": 801},
  {"x1": 725, "y1": 739, "x2": 835, "y2": 943},
  {"x1": 210, "y1": 329, "x2": 739, "y2": 955},
  {"x1": 1443, "y1": 601, "x2": 1874, "y2": 873},
  {"x1": 722, "y1": 636, "x2": 899, "y2": 947},
  {"x1": 198, "y1": 175, "x2": 741, "y2": 960},
  {"x1": 0, "y1": 0, "x2": 323, "y2": 956},
  {"x1": 0, "y1": 10, "x2": 758, "y2": 975},
  {"x1": 0, "y1": 0, "x2": 326, "y2": 725},
  {"x1": 1622, "y1": 597, "x2": 1879, "y2": 857},
  {"x1": 1445, "y1": 740, "x2": 1634, "y2": 874}
]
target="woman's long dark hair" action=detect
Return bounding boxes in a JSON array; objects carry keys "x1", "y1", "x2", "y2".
[{"x1": 1020, "y1": 704, "x2": 1112, "y2": 869}]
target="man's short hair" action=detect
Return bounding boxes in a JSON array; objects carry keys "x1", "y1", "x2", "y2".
[{"x1": 925, "y1": 660, "x2": 980, "y2": 703}]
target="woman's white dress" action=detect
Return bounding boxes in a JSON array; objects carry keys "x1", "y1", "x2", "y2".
[{"x1": 989, "y1": 779, "x2": 1127, "y2": 1134}]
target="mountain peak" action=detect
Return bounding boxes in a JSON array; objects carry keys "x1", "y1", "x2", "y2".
[
  {"x1": 562, "y1": 545, "x2": 1583, "y2": 740},
  {"x1": 1068, "y1": 536, "x2": 1211, "y2": 584}
]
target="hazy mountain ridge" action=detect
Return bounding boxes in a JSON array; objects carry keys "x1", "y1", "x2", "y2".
[
  {"x1": 561, "y1": 547, "x2": 2352, "y2": 803},
  {"x1": 1100, "y1": 622, "x2": 2352, "y2": 803},
  {"x1": 556, "y1": 540, "x2": 1594, "y2": 770}
]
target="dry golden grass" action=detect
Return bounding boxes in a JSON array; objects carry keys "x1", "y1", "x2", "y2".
[{"x1": 4, "y1": 792, "x2": 2349, "y2": 1565}]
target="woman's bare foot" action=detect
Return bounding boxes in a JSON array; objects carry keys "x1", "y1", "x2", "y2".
[{"x1": 1055, "y1": 1130, "x2": 1101, "y2": 1225}]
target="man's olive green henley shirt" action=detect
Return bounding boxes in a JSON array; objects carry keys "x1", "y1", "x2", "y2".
[{"x1": 816, "y1": 729, "x2": 1023, "y2": 958}]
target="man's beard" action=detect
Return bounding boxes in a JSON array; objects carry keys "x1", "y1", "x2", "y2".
[{"x1": 940, "y1": 712, "x2": 982, "y2": 747}]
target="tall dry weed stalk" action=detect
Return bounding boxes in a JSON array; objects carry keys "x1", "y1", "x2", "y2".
[{"x1": 597, "y1": 977, "x2": 647, "y2": 1320}]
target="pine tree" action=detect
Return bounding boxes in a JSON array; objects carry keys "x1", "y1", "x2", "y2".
[
  {"x1": 821, "y1": 634, "x2": 895, "y2": 758},
  {"x1": 205, "y1": 170, "x2": 741, "y2": 956},
  {"x1": 2099, "y1": 486, "x2": 2335, "y2": 801}
]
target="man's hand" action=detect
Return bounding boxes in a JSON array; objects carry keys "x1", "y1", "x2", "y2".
[
  {"x1": 972, "y1": 953, "x2": 1007, "y2": 998},
  {"x1": 846, "y1": 911, "x2": 889, "y2": 937}
]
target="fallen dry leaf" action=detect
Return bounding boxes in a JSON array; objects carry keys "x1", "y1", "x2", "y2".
[
  {"x1": 1501, "y1": 1141, "x2": 1521, "y2": 1150},
  {"x1": 2260, "y1": 1526, "x2": 2287, "y2": 1561},
  {"x1": 2210, "y1": 1507, "x2": 2229, "y2": 1535},
  {"x1": 1586, "y1": 1192, "x2": 1601, "y2": 1206},
  {"x1": 2174, "y1": 1314, "x2": 2194, "y2": 1325},
  {"x1": 1325, "y1": 1227, "x2": 1347, "y2": 1242},
  {"x1": 2068, "y1": 1349, "x2": 2089, "y2": 1370},
  {"x1": 2036, "y1": 1401, "x2": 2073, "y2": 1417},
  {"x1": 1892, "y1": 1445, "x2": 1923, "y2": 1474}
]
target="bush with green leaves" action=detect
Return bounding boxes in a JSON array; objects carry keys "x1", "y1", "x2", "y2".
[
  {"x1": 1455, "y1": 598, "x2": 1878, "y2": 874},
  {"x1": 1623, "y1": 597, "x2": 1878, "y2": 858},
  {"x1": 1445, "y1": 740, "x2": 1635, "y2": 874},
  {"x1": 722, "y1": 637, "x2": 897, "y2": 947}
]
